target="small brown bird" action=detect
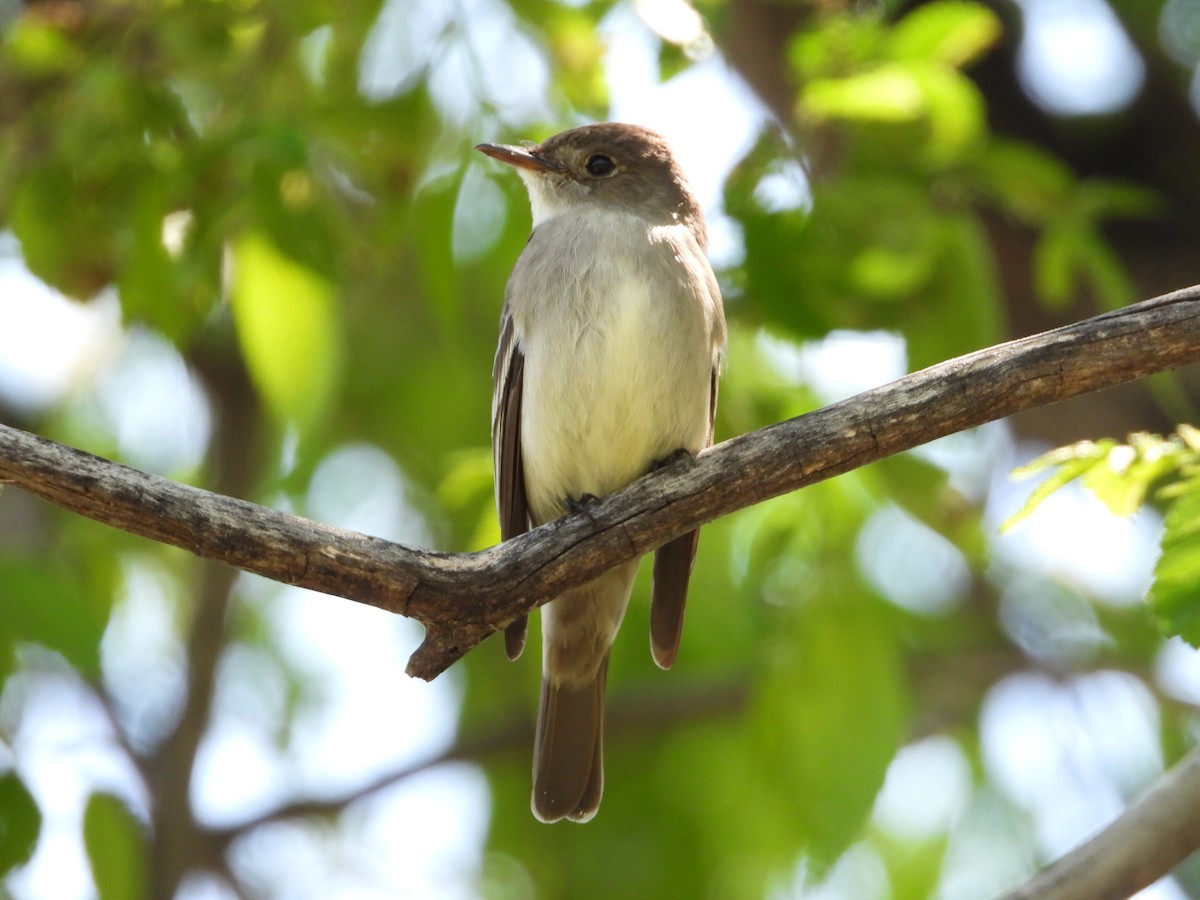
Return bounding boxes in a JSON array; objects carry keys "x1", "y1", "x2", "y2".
[{"x1": 477, "y1": 123, "x2": 726, "y2": 822}]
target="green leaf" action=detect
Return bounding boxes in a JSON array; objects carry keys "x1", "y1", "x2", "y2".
[
  {"x1": 229, "y1": 231, "x2": 342, "y2": 427},
  {"x1": 804, "y1": 64, "x2": 927, "y2": 123},
  {"x1": 888, "y1": 0, "x2": 1002, "y2": 68},
  {"x1": 1151, "y1": 481, "x2": 1200, "y2": 645},
  {"x1": 1072, "y1": 229, "x2": 1136, "y2": 311},
  {"x1": 1010, "y1": 440, "x2": 1114, "y2": 480},
  {"x1": 1005, "y1": 432, "x2": 1187, "y2": 528},
  {"x1": 116, "y1": 187, "x2": 209, "y2": 341},
  {"x1": 0, "y1": 560, "x2": 107, "y2": 679},
  {"x1": 8, "y1": 162, "x2": 117, "y2": 299},
  {"x1": 1034, "y1": 218, "x2": 1137, "y2": 312},
  {"x1": 1077, "y1": 180, "x2": 1159, "y2": 220},
  {"x1": 753, "y1": 597, "x2": 908, "y2": 867},
  {"x1": 1081, "y1": 438, "x2": 1179, "y2": 516},
  {"x1": 804, "y1": 62, "x2": 984, "y2": 162},
  {"x1": 1033, "y1": 223, "x2": 1082, "y2": 308},
  {"x1": 910, "y1": 64, "x2": 986, "y2": 161},
  {"x1": 0, "y1": 772, "x2": 40, "y2": 875},
  {"x1": 1003, "y1": 432, "x2": 1190, "y2": 532},
  {"x1": 83, "y1": 793, "x2": 148, "y2": 900},
  {"x1": 541, "y1": 7, "x2": 608, "y2": 114},
  {"x1": 788, "y1": 16, "x2": 888, "y2": 82},
  {"x1": 875, "y1": 830, "x2": 949, "y2": 900},
  {"x1": 1080, "y1": 449, "x2": 1147, "y2": 517},
  {"x1": 1180, "y1": 424, "x2": 1200, "y2": 452},
  {"x1": 1002, "y1": 441, "x2": 1113, "y2": 531},
  {"x1": 3, "y1": 18, "x2": 82, "y2": 75},
  {"x1": 972, "y1": 140, "x2": 1075, "y2": 224},
  {"x1": 438, "y1": 448, "x2": 500, "y2": 550},
  {"x1": 907, "y1": 211, "x2": 1004, "y2": 365},
  {"x1": 850, "y1": 236, "x2": 937, "y2": 300}
]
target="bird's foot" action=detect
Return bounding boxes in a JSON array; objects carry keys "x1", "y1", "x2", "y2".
[
  {"x1": 563, "y1": 493, "x2": 601, "y2": 516},
  {"x1": 652, "y1": 448, "x2": 694, "y2": 471}
]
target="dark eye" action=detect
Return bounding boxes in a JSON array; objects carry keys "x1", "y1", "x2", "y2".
[{"x1": 585, "y1": 154, "x2": 615, "y2": 177}]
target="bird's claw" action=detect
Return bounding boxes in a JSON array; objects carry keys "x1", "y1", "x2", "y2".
[
  {"x1": 652, "y1": 448, "x2": 694, "y2": 471},
  {"x1": 563, "y1": 493, "x2": 601, "y2": 515}
]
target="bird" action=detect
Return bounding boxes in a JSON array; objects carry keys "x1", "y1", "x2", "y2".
[{"x1": 476, "y1": 122, "x2": 726, "y2": 823}]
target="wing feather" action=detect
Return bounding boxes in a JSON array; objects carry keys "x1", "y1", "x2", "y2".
[
  {"x1": 493, "y1": 309, "x2": 530, "y2": 660},
  {"x1": 650, "y1": 362, "x2": 722, "y2": 669}
]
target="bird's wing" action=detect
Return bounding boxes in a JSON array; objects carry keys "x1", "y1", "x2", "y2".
[
  {"x1": 493, "y1": 307, "x2": 530, "y2": 659},
  {"x1": 650, "y1": 339, "x2": 723, "y2": 670}
]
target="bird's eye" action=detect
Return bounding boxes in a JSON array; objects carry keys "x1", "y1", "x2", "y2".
[{"x1": 585, "y1": 154, "x2": 616, "y2": 177}]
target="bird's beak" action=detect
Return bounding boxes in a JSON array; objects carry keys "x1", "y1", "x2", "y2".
[{"x1": 475, "y1": 142, "x2": 560, "y2": 173}]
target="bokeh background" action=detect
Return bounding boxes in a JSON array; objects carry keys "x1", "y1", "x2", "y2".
[{"x1": 2, "y1": 0, "x2": 1200, "y2": 897}]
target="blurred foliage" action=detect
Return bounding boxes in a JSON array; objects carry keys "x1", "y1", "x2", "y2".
[
  {"x1": 0, "y1": 771, "x2": 40, "y2": 877},
  {"x1": 0, "y1": 0, "x2": 1198, "y2": 898},
  {"x1": 1010, "y1": 426, "x2": 1200, "y2": 646},
  {"x1": 730, "y1": 0, "x2": 1155, "y2": 369},
  {"x1": 83, "y1": 793, "x2": 149, "y2": 900}
]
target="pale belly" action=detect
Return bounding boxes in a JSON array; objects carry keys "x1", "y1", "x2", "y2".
[{"x1": 518, "y1": 275, "x2": 712, "y2": 525}]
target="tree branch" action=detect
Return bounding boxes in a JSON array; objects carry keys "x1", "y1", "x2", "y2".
[
  {"x1": 1, "y1": 286, "x2": 1199, "y2": 680},
  {"x1": 997, "y1": 743, "x2": 1200, "y2": 900}
]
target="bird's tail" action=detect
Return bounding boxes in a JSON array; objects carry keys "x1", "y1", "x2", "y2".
[{"x1": 532, "y1": 654, "x2": 610, "y2": 823}]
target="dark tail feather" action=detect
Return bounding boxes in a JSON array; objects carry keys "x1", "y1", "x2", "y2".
[
  {"x1": 504, "y1": 615, "x2": 528, "y2": 660},
  {"x1": 532, "y1": 655, "x2": 609, "y2": 823},
  {"x1": 650, "y1": 529, "x2": 699, "y2": 669}
]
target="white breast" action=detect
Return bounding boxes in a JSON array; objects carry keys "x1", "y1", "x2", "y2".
[{"x1": 510, "y1": 210, "x2": 719, "y2": 524}]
